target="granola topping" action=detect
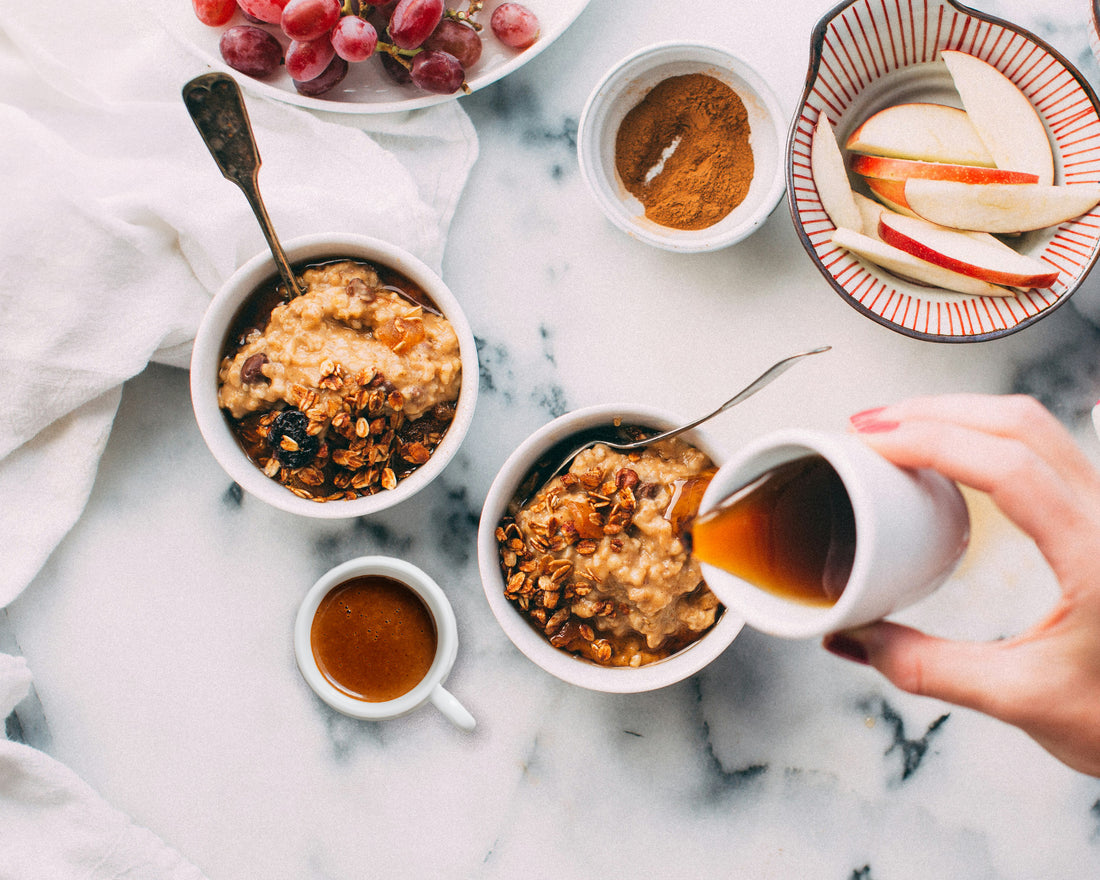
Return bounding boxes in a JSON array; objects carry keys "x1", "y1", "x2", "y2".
[
  {"x1": 496, "y1": 435, "x2": 722, "y2": 667},
  {"x1": 217, "y1": 259, "x2": 461, "y2": 501}
]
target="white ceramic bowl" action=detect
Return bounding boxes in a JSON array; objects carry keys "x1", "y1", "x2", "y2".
[
  {"x1": 190, "y1": 233, "x2": 478, "y2": 518},
  {"x1": 788, "y1": 0, "x2": 1100, "y2": 341},
  {"x1": 476, "y1": 403, "x2": 745, "y2": 692},
  {"x1": 577, "y1": 41, "x2": 787, "y2": 253}
]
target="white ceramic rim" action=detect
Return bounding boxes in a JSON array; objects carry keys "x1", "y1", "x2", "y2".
[
  {"x1": 476, "y1": 402, "x2": 745, "y2": 693},
  {"x1": 293, "y1": 556, "x2": 459, "y2": 719},
  {"x1": 696, "y1": 429, "x2": 876, "y2": 639},
  {"x1": 577, "y1": 40, "x2": 788, "y2": 253},
  {"x1": 190, "y1": 232, "x2": 478, "y2": 519},
  {"x1": 164, "y1": 0, "x2": 592, "y2": 115}
]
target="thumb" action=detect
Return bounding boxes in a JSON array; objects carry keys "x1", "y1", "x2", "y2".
[{"x1": 823, "y1": 622, "x2": 1022, "y2": 720}]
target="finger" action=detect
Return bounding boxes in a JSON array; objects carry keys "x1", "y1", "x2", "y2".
[
  {"x1": 850, "y1": 417, "x2": 1086, "y2": 577},
  {"x1": 823, "y1": 622, "x2": 1025, "y2": 721},
  {"x1": 852, "y1": 393, "x2": 1099, "y2": 488}
]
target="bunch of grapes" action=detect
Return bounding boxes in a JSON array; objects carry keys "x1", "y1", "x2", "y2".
[{"x1": 193, "y1": 0, "x2": 540, "y2": 98}]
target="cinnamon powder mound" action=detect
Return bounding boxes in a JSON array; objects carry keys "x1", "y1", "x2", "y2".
[{"x1": 614, "y1": 73, "x2": 754, "y2": 231}]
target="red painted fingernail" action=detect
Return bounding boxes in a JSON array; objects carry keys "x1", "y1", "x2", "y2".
[
  {"x1": 850, "y1": 407, "x2": 886, "y2": 423},
  {"x1": 823, "y1": 632, "x2": 870, "y2": 665},
  {"x1": 850, "y1": 408, "x2": 899, "y2": 433},
  {"x1": 849, "y1": 411, "x2": 902, "y2": 435},
  {"x1": 853, "y1": 418, "x2": 900, "y2": 433}
]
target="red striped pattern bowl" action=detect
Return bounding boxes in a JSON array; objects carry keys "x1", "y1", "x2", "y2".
[{"x1": 787, "y1": 0, "x2": 1100, "y2": 342}]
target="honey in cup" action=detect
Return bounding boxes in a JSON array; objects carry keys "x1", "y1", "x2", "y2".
[
  {"x1": 690, "y1": 454, "x2": 856, "y2": 607},
  {"x1": 310, "y1": 574, "x2": 438, "y2": 702}
]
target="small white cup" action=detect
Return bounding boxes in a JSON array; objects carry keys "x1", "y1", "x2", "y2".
[
  {"x1": 696, "y1": 429, "x2": 970, "y2": 639},
  {"x1": 294, "y1": 556, "x2": 475, "y2": 731}
]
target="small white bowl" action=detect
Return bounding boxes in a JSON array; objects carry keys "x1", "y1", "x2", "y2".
[
  {"x1": 294, "y1": 556, "x2": 475, "y2": 730},
  {"x1": 190, "y1": 233, "x2": 478, "y2": 518},
  {"x1": 577, "y1": 41, "x2": 787, "y2": 253},
  {"x1": 476, "y1": 403, "x2": 745, "y2": 693}
]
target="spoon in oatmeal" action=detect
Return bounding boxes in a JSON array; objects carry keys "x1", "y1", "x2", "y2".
[
  {"x1": 514, "y1": 345, "x2": 832, "y2": 507},
  {"x1": 182, "y1": 72, "x2": 305, "y2": 299}
]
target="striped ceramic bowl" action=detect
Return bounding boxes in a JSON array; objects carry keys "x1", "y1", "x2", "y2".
[{"x1": 788, "y1": 0, "x2": 1100, "y2": 342}]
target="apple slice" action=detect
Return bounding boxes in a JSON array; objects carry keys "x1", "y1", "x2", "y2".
[
  {"x1": 853, "y1": 192, "x2": 889, "y2": 238},
  {"x1": 879, "y1": 211, "x2": 1058, "y2": 288},
  {"x1": 832, "y1": 227, "x2": 1015, "y2": 296},
  {"x1": 941, "y1": 50, "x2": 1054, "y2": 186},
  {"x1": 851, "y1": 154, "x2": 1038, "y2": 185},
  {"x1": 811, "y1": 114, "x2": 863, "y2": 232},
  {"x1": 863, "y1": 177, "x2": 917, "y2": 216},
  {"x1": 845, "y1": 102, "x2": 995, "y2": 167},
  {"x1": 860, "y1": 184, "x2": 1022, "y2": 253},
  {"x1": 903, "y1": 179, "x2": 1100, "y2": 233}
]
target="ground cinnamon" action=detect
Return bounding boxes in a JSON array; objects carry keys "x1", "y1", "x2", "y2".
[{"x1": 614, "y1": 73, "x2": 754, "y2": 231}]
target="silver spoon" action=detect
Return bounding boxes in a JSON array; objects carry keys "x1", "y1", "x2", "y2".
[
  {"x1": 512, "y1": 345, "x2": 832, "y2": 508},
  {"x1": 182, "y1": 72, "x2": 305, "y2": 298}
]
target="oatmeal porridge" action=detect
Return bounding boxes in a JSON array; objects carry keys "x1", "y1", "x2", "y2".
[
  {"x1": 495, "y1": 433, "x2": 723, "y2": 667},
  {"x1": 217, "y1": 258, "x2": 462, "y2": 501}
]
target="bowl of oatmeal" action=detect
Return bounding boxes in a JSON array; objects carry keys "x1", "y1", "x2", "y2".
[
  {"x1": 191, "y1": 233, "x2": 478, "y2": 517},
  {"x1": 477, "y1": 403, "x2": 745, "y2": 692}
]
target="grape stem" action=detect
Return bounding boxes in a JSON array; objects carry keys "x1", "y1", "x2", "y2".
[
  {"x1": 377, "y1": 40, "x2": 418, "y2": 65},
  {"x1": 445, "y1": 0, "x2": 483, "y2": 30}
]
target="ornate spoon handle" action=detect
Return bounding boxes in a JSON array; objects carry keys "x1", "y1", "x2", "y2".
[{"x1": 182, "y1": 72, "x2": 304, "y2": 298}]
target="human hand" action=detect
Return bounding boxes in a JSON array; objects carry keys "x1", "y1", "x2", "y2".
[{"x1": 822, "y1": 393, "x2": 1100, "y2": 777}]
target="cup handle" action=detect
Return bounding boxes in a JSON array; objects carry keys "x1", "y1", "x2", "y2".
[{"x1": 430, "y1": 684, "x2": 476, "y2": 732}]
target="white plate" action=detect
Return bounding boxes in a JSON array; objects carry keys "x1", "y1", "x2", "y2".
[{"x1": 166, "y1": 0, "x2": 590, "y2": 114}]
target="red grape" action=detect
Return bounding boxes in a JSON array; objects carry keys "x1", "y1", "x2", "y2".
[
  {"x1": 294, "y1": 55, "x2": 349, "y2": 95},
  {"x1": 236, "y1": 0, "x2": 290, "y2": 25},
  {"x1": 193, "y1": 0, "x2": 237, "y2": 26},
  {"x1": 490, "y1": 3, "x2": 539, "y2": 49},
  {"x1": 332, "y1": 16, "x2": 378, "y2": 62},
  {"x1": 286, "y1": 35, "x2": 336, "y2": 81},
  {"x1": 387, "y1": 0, "x2": 443, "y2": 50},
  {"x1": 378, "y1": 50, "x2": 413, "y2": 84},
  {"x1": 423, "y1": 19, "x2": 481, "y2": 70},
  {"x1": 370, "y1": 0, "x2": 399, "y2": 20},
  {"x1": 280, "y1": 0, "x2": 341, "y2": 42},
  {"x1": 409, "y1": 49, "x2": 464, "y2": 94},
  {"x1": 219, "y1": 25, "x2": 284, "y2": 77}
]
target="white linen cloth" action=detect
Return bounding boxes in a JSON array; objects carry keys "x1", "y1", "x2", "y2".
[
  {"x1": 0, "y1": 1, "x2": 477, "y2": 875},
  {"x1": 1, "y1": 656, "x2": 207, "y2": 879}
]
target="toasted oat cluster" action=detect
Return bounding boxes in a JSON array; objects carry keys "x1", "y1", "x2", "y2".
[
  {"x1": 496, "y1": 437, "x2": 722, "y2": 667},
  {"x1": 217, "y1": 259, "x2": 461, "y2": 501}
]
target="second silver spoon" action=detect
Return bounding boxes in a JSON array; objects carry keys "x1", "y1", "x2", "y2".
[{"x1": 513, "y1": 345, "x2": 831, "y2": 507}]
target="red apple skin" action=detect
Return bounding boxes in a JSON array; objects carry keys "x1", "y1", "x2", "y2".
[
  {"x1": 878, "y1": 213, "x2": 1058, "y2": 288},
  {"x1": 864, "y1": 177, "x2": 911, "y2": 210},
  {"x1": 851, "y1": 154, "x2": 1039, "y2": 185},
  {"x1": 833, "y1": 228, "x2": 1015, "y2": 297}
]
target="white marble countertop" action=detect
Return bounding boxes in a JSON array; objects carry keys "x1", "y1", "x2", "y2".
[{"x1": 6, "y1": 0, "x2": 1100, "y2": 876}]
